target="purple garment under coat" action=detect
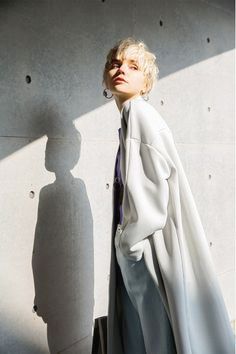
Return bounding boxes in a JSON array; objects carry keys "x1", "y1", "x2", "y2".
[{"x1": 114, "y1": 128, "x2": 123, "y2": 224}]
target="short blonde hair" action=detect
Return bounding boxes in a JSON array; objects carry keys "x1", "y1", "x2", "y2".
[{"x1": 102, "y1": 37, "x2": 159, "y2": 95}]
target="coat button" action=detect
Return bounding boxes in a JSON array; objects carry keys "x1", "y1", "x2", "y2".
[{"x1": 115, "y1": 225, "x2": 122, "y2": 248}]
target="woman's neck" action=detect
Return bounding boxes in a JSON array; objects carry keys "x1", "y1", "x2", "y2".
[{"x1": 115, "y1": 93, "x2": 142, "y2": 112}]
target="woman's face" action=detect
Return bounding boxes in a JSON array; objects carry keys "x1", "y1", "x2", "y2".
[{"x1": 105, "y1": 57, "x2": 147, "y2": 100}]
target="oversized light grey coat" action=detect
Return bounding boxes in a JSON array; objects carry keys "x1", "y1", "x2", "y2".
[{"x1": 107, "y1": 95, "x2": 235, "y2": 354}]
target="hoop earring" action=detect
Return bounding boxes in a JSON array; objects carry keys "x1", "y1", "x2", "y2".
[
  {"x1": 103, "y1": 88, "x2": 113, "y2": 99},
  {"x1": 141, "y1": 91, "x2": 149, "y2": 101}
]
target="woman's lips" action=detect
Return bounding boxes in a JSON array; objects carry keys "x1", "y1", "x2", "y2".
[{"x1": 113, "y1": 77, "x2": 127, "y2": 83}]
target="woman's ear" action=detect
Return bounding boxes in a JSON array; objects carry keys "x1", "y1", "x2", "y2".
[
  {"x1": 142, "y1": 78, "x2": 149, "y2": 95},
  {"x1": 141, "y1": 87, "x2": 148, "y2": 95}
]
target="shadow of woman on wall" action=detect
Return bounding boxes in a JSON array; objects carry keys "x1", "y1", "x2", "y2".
[{"x1": 32, "y1": 119, "x2": 94, "y2": 354}]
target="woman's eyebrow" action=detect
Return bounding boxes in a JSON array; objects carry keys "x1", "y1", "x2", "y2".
[
  {"x1": 111, "y1": 58, "x2": 121, "y2": 63},
  {"x1": 111, "y1": 58, "x2": 138, "y2": 64}
]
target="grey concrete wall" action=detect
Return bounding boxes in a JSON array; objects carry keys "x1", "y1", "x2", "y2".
[{"x1": 0, "y1": 0, "x2": 234, "y2": 352}]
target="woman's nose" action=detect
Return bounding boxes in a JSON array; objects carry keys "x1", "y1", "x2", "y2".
[{"x1": 118, "y1": 63, "x2": 128, "y2": 73}]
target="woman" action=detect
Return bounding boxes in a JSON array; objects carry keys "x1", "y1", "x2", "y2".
[{"x1": 102, "y1": 37, "x2": 235, "y2": 354}]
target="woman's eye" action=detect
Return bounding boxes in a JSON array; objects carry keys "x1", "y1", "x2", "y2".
[{"x1": 110, "y1": 62, "x2": 138, "y2": 70}]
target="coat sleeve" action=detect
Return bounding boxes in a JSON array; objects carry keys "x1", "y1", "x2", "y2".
[{"x1": 118, "y1": 128, "x2": 173, "y2": 261}]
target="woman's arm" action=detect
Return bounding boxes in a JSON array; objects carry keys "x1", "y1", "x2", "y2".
[{"x1": 118, "y1": 130, "x2": 172, "y2": 261}]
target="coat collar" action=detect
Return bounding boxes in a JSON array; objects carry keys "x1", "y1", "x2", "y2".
[{"x1": 120, "y1": 95, "x2": 144, "y2": 118}]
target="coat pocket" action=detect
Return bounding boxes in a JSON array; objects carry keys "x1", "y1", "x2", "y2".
[{"x1": 115, "y1": 224, "x2": 146, "y2": 262}]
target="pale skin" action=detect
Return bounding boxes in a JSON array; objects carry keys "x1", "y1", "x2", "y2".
[{"x1": 105, "y1": 57, "x2": 148, "y2": 112}]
